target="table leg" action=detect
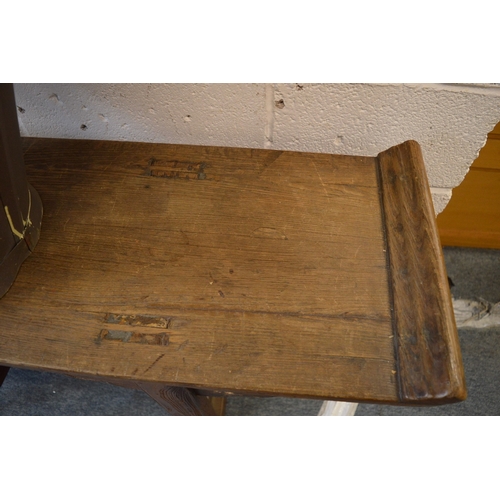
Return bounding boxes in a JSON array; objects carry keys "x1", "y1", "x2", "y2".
[
  {"x1": 138, "y1": 382, "x2": 225, "y2": 416},
  {"x1": 0, "y1": 366, "x2": 10, "y2": 388},
  {"x1": 318, "y1": 401, "x2": 358, "y2": 416}
]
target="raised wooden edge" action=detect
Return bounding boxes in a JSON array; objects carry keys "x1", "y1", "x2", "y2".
[{"x1": 377, "y1": 140, "x2": 467, "y2": 404}]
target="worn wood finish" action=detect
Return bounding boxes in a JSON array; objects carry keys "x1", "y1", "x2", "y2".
[
  {"x1": 377, "y1": 141, "x2": 467, "y2": 403},
  {"x1": 0, "y1": 138, "x2": 465, "y2": 406}
]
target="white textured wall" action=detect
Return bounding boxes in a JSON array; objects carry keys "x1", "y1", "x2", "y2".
[{"x1": 13, "y1": 83, "x2": 500, "y2": 213}]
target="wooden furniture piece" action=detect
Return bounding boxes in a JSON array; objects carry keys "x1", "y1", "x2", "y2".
[
  {"x1": 0, "y1": 366, "x2": 9, "y2": 388},
  {"x1": 0, "y1": 136, "x2": 466, "y2": 415},
  {"x1": 0, "y1": 84, "x2": 42, "y2": 299},
  {"x1": 437, "y1": 121, "x2": 500, "y2": 249}
]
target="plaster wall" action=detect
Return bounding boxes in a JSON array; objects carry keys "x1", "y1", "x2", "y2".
[{"x1": 13, "y1": 83, "x2": 500, "y2": 213}]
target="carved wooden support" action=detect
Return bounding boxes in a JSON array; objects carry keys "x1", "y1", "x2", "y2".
[{"x1": 137, "y1": 382, "x2": 225, "y2": 416}]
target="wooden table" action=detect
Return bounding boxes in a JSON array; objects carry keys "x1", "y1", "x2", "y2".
[{"x1": 0, "y1": 137, "x2": 466, "y2": 415}]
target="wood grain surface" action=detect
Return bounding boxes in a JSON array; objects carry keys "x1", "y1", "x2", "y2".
[
  {"x1": 0, "y1": 138, "x2": 465, "y2": 405},
  {"x1": 377, "y1": 141, "x2": 466, "y2": 403}
]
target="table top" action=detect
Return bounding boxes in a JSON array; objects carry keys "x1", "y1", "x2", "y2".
[{"x1": 0, "y1": 138, "x2": 466, "y2": 405}]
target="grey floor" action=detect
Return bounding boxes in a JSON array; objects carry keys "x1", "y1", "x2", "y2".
[{"x1": 1, "y1": 247, "x2": 498, "y2": 416}]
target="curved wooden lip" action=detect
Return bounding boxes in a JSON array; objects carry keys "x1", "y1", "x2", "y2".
[{"x1": 377, "y1": 140, "x2": 467, "y2": 404}]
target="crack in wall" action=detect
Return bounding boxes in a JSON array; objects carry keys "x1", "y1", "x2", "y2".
[{"x1": 264, "y1": 84, "x2": 275, "y2": 149}]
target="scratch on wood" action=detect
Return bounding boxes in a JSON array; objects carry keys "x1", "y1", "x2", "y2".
[
  {"x1": 144, "y1": 353, "x2": 166, "y2": 374},
  {"x1": 110, "y1": 197, "x2": 117, "y2": 215},
  {"x1": 252, "y1": 227, "x2": 288, "y2": 240},
  {"x1": 214, "y1": 344, "x2": 228, "y2": 355},
  {"x1": 312, "y1": 161, "x2": 329, "y2": 198},
  {"x1": 177, "y1": 339, "x2": 189, "y2": 351}
]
